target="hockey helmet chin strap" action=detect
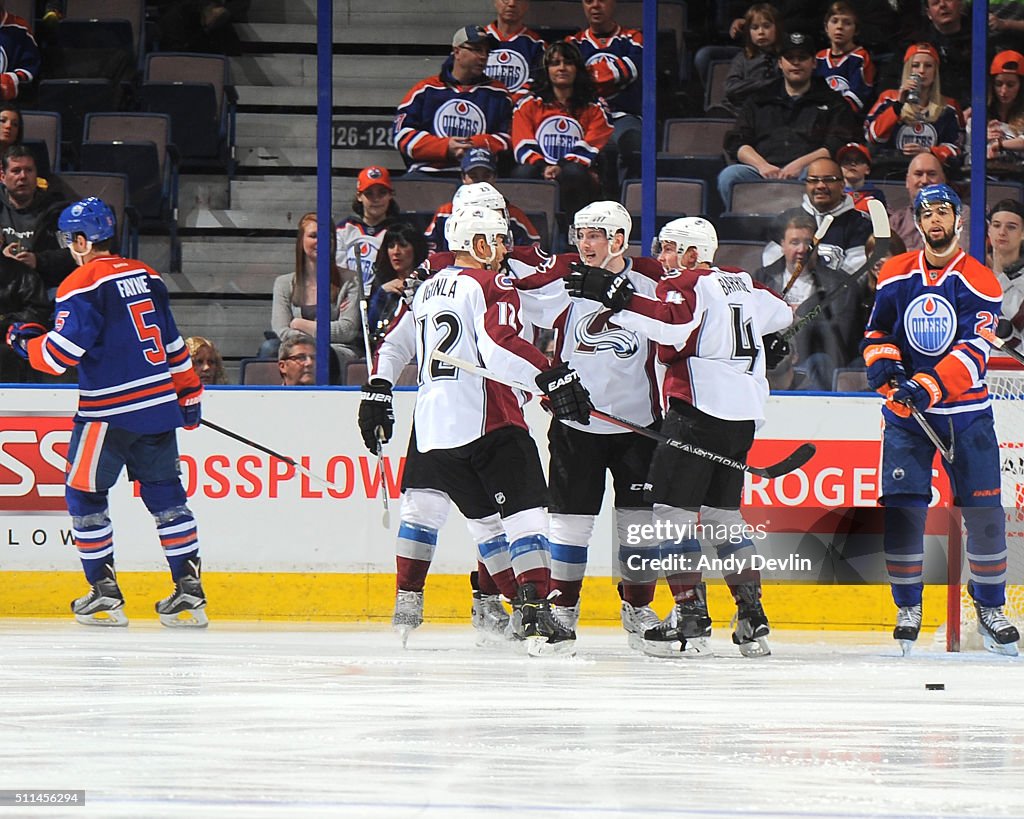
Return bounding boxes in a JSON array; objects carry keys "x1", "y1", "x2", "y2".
[
  {"x1": 915, "y1": 209, "x2": 962, "y2": 262},
  {"x1": 594, "y1": 230, "x2": 627, "y2": 270},
  {"x1": 469, "y1": 235, "x2": 499, "y2": 267}
]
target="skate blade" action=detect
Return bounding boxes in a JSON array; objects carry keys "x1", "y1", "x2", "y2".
[
  {"x1": 74, "y1": 609, "x2": 129, "y2": 627},
  {"x1": 474, "y1": 628, "x2": 514, "y2": 648},
  {"x1": 898, "y1": 638, "x2": 916, "y2": 656},
  {"x1": 158, "y1": 608, "x2": 209, "y2": 628},
  {"x1": 680, "y1": 637, "x2": 714, "y2": 658},
  {"x1": 982, "y1": 635, "x2": 1020, "y2": 657},
  {"x1": 526, "y1": 637, "x2": 577, "y2": 657},
  {"x1": 394, "y1": 624, "x2": 416, "y2": 648},
  {"x1": 737, "y1": 637, "x2": 771, "y2": 658}
]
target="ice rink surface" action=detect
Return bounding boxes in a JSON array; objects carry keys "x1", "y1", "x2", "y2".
[{"x1": 2, "y1": 620, "x2": 1024, "y2": 819}]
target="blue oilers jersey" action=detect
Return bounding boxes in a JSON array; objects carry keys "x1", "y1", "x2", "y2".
[
  {"x1": 484, "y1": 23, "x2": 545, "y2": 95},
  {"x1": 864, "y1": 249, "x2": 1002, "y2": 429}
]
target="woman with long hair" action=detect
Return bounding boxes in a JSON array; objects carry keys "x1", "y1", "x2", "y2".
[
  {"x1": 185, "y1": 336, "x2": 228, "y2": 385},
  {"x1": 367, "y1": 222, "x2": 428, "y2": 351},
  {"x1": 979, "y1": 51, "x2": 1024, "y2": 170},
  {"x1": 864, "y1": 43, "x2": 964, "y2": 170},
  {"x1": 511, "y1": 40, "x2": 612, "y2": 219},
  {"x1": 263, "y1": 211, "x2": 362, "y2": 378}
]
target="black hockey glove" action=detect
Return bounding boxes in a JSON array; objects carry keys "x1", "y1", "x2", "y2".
[
  {"x1": 565, "y1": 262, "x2": 635, "y2": 312},
  {"x1": 358, "y1": 380, "x2": 394, "y2": 452},
  {"x1": 535, "y1": 363, "x2": 593, "y2": 425},
  {"x1": 761, "y1": 332, "x2": 790, "y2": 370}
]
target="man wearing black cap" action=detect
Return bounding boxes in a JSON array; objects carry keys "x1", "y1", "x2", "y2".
[
  {"x1": 394, "y1": 26, "x2": 513, "y2": 176},
  {"x1": 718, "y1": 30, "x2": 858, "y2": 211}
]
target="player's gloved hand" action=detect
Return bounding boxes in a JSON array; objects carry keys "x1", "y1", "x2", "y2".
[
  {"x1": 885, "y1": 373, "x2": 943, "y2": 418},
  {"x1": 180, "y1": 396, "x2": 202, "y2": 430},
  {"x1": 761, "y1": 332, "x2": 790, "y2": 370},
  {"x1": 535, "y1": 363, "x2": 593, "y2": 425},
  {"x1": 5, "y1": 321, "x2": 46, "y2": 360},
  {"x1": 403, "y1": 266, "x2": 430, "y2": 306},
  {"x1": 863, "y1": 338, "x2": 906, "y2": 393},
  {"x1": 358, "y1": 379, "x2": 394, "y2": 452},
  {"x1": 565, "y1": 261, "x2": 635, "y2": 311}
]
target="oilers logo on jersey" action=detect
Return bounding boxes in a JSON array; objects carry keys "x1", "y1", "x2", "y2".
[
  {"x1": 537, "y1": 116, "x2": 585, "y2": 163},
  {"x1": 433, "y1": 99, "x2": 487, "y2": 138},
  {"x1": 826, "y1": 75, "x2": 851, "y2": 95},
  {"x1": 896, "y1": 122, "x2": 938, "y2": 152},
  {"x1": 904, "y1": 293, "x2": 956, "y2": 355},
  {"x1": 573, "y1": 309, "x2": 640, "y2": 359},
  {"x1": 487, "y1": 49, "x2": 530, "y2": 91}
]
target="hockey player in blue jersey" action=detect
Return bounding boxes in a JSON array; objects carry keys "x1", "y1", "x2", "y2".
[
  {"x1": 5, "y1": 198, "x2": 208, "y2": 628},
  {"x1": 862, "y1": 184, "x2": 1021, "y2": 655}
]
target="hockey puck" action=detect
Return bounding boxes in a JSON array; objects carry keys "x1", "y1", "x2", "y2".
[{"x1": 925, "y1": 683, "x2": 945, "y2": 691}]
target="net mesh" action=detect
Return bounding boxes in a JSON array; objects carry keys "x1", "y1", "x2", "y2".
[{"x1": 949, "y1": 357, "x2": 1024, "y2": 649}]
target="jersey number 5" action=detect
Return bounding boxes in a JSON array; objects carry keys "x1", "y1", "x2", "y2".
[{"x1": 128, "y1": 299, "x2": 166, "y2": 366}]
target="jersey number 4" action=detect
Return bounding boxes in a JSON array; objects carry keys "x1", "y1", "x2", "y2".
[
  {"x1": 128, "y1": 299, "x2": 166, "y2": 366},
  {"x1": 730, "y1": 305, "x2": 759, "y2": 372}
]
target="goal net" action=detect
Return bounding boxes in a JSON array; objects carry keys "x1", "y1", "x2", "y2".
[{"x1": 944, "y1": 355, "x2": 1024, "y2": 650}]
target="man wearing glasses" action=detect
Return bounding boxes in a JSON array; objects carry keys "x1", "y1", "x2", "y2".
[
  {"x1": 278, "y1": 332, "x2": 316, "y2": 387},
  {"x1": 762, "y1": 157, "x2": 872, "y2": 275},
  {"x1": 718, "y1": 31, "x2": 857, "y2": 211}
]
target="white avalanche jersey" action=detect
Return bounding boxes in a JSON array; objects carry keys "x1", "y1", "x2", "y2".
[
  {"x1": 614, "y1": 265, "x2": 792, "y2": 427},
  {"x1": 514, "y1": 251, "x2": 665, "y2": 434},
  {"x1": 372, "y1": 264, "x2": 550, "y2": 452}
]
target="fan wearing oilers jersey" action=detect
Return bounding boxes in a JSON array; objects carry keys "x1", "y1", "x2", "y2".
[
  {"x1": 5, "y1": 198, "x2": 208, "y2": 629},
  {"x1": 358, "y1": 204, "x2": 593, "y2": 656},
  {"x1": 568, "y1": 215, "x2": 793, "y2": 658},
  {"x1": 512, "y1": 201, "x2": 672, "y2": 654},
  {"x1": 484, "y1": 0, "x2": 545, "y2": 99},
  {"x1": 861, "y1": 183, "x2": 1021, "y2": 656}
]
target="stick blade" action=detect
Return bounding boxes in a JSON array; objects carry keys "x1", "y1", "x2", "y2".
[{"x1": 751, "y1": 442, "x2": 817, "y2": 479}]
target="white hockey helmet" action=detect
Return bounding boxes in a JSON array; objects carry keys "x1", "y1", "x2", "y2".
[
  {"x1": 570, "y1": 201, "x2": 632, "y2": 249},
  {"x1": 445, "y1": 204, "x2": 509, "y2": 263},
  {"x1": 653, "y1": 217, "x2": 718, "y2": 264},
  {"x1": 452, "y1": 181, "x2": 506, "y2": 212}
]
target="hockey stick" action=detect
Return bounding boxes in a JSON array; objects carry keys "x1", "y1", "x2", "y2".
[
  {"x1": 430, "y1": 350, "x2": 816, "y2": 479},
  {"x1": 980, "y1": 322, "x2": 1024, "y2": 366},
  {"x1": 780, "y1": 214, "x2": 834, "y2": 297},
  {"x1": 886, "y1": 378, "x2": 954, "y2": 465},
  {"x1": 781, "y1": 198, "x2": 890, "y2": 342},
  {"x1": 200, "y1": 419, "x2": 351, "y2": 493},
  {"x1": 354, "y1": 244, "x2": 391, "y2": 528}
]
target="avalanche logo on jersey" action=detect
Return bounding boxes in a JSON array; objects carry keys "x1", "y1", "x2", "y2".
[
  {"x1": 816, "y1": 242, "x2": 846, "y2": 271},
  {"x1": 487, "y1": 48, "x2": 529, "y2": 91},
  {"x1": 434, "y1": 99, "x2": 486, "y2": 138},
  {"x1": 896, "y1": 122, "x2": 938, "y2": 152},
  {"x1": 904, "y1": 293, "x2": 956, "y2": 355},
  {"x1": 537, "y1": 116, "x2": 584, "y2": 163},
  {"x1": 574, "y1": 309, "x2": 639, "y2": 359}
]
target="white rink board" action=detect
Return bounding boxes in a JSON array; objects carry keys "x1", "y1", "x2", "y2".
[{"x1": 0, "y1": 387, "x2": 882, "y2": 574}]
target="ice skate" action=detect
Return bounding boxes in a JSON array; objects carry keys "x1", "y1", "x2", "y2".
[
  {"x1": 513, "y1": 583, "x2": 576, "y2": 657},
  {"x1": 155, "y1": 559, "x2": 208, "y2": 628},
  {"x1": 731, "y1": 583, "x2": 771, "y2": 657},
  {"x1": 635, "y1": 585, "x2": 713, "y2": 659},
  {"x1": 974, "y1": 601, "x2": 1020, "y2": 657},
  {"x1": 552, "y1": 600, "x2": 580, "y2": 631},
  {"x1": 893, "y1": 604, "x2": 922, "y2": 656},
  {"x1": 620, "y1": 599, "x2": 662, "y2": 654},
  {"x1": 392, "y1": 589, "x2": 423, "y2": 648},
  {"x1": 71, "y1": 566, "x2": 128, "y2": 627},
  {"x1": 470, "y1": 572, "x2": 512, "y2": 646}
]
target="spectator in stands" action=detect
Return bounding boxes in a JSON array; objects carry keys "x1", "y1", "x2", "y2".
[
  {"x1": 859, "y1": 229, "x2": 907, "y2": 330},
  {"x1": 0, "y1": 146, "x2": 74, "y2": 290},
  {"x1": 277, "y1": 331, "x2": 316, "y2": 387},
  {"x1": 185, "y1": 335, "x2": 228, "y2": 385},
  {"x1": 718, "y1": 30, "x2": 857, "y2": 210},
  {"x1": 567, "y1": 0, "x2": 643, "y2": 187},
  {"x1": 394, "y1": 26, "x2": 512, "y2": 176},
  {"x1": 988, "y1": 199, "x2": 1024, "y2": 348},
  {"x1": 366, "y1": 222, "x2": 428, "y2": 352},
  {"x1": 814, "y1": 1, "x2": 876, "y2": 115},
  {"x1": 864, "y1": 43, "x2": 964, "y2": 174},
  {"x1": 156, "y1": 1, "x2": 251, "y2": 56},
  {"x1": 763, "y1": 157, "x2": 872, "y2": 273},
  {"x1": 424, "y1": 151, "x2": 540, "y2": 251},
  {"x1": 484, "y1": 0, "x2": 545, "y2": 98},
  {"x1": 0, "y1": 3, "x2": 39, "y2": 102},
  {"x1": 511, "y1": 41, "x2": 612, "y2": 222},
  {"x1": 721, "y1": 3, "x2": 781, "y2": 116},
  {"x1": 837, "y1": 142, "x2": 887, "y2": 209},
  {"x1": 0, "y1": 103, "x2": 19, "y2": 157},
  {"x1": 888, "y1": 151, "x2": 970, "y2": 253},
  {"x1": 337, "y1": 166, "x2": 400, "y2": 289},
  {"x1": 265, "y1": 212, "x2": 362, "y2": 380},
  {"x1": 755, "y1": 211, "x2": 867, "y2": 391},
  {"x1": 0, "y1": 252, "x2": 49, "y2": 383},
  {"x1": 989, "y1": 1, "x2": 1024, "y2": 52},
  {"x1": 895, "y1": 0, "x2": 970, "y2": 109},
  {"x1": 974, "y1": 51, "x2": 1024, "y2": 174}
]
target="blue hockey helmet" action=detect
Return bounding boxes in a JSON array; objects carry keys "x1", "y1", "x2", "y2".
[
  {"x1": 57, "y1": 197, "x2": 116, "y2": 247},
  {"x1": 913, "y1": 183, "x2": 962, "y2": 221}
]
